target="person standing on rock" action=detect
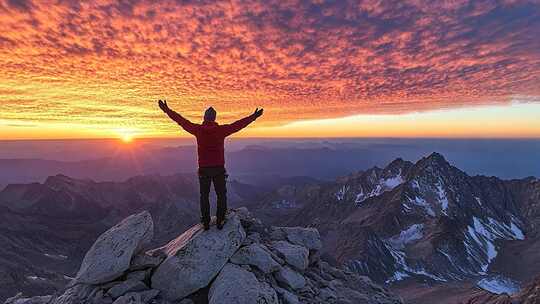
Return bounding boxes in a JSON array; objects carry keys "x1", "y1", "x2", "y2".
[{"x1": 158, "y1": 100, "x2": 263, "y2": 230}]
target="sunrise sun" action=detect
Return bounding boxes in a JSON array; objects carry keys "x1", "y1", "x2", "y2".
[{"x1": 121, "y1": 134, "x2": 133, "y2": 143}]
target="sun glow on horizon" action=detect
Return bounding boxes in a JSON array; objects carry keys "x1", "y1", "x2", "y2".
[
  {"x1": 0, "y1": 103, "x2": 539, "y2": 140},
  {"x1": 1, "y1": 0, "x2": 539, "y2": 141},
  {"x1": 121, "y1": 134, "x2": 134, "y2": 143}
]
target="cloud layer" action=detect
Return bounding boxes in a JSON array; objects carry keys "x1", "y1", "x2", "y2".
[{"x1": 0, "y1": 0, "x2": 539, "y2": 136}]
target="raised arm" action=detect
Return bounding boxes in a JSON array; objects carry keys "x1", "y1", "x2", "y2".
[
  {"x1": 222, "y1": 108, "x2": 263, "y2": 137},
  {"x1": 158, "y1": 100, "x2": 198, "y2": 135}
]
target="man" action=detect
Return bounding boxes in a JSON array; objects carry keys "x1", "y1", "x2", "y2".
[{"x1": 158, "y1": 100, "x2": 263, "y2": 230}]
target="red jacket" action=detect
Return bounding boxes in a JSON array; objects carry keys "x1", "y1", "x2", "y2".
[{"x1": 165, "y1": 109, "x2": 257, "y2": 167}]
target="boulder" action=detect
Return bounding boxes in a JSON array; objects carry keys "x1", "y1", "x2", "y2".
[
  {"x1": 108, "y1": 279, "x2": 148, "y2": 299},
  {"x1": 151, "y1": 214, "x2": 246, "y2": 300},
  {"x1": 271, "y1": 241, "x2": 309, "y2": 270},
  {"x1": 130, "y1": 253, "x2": 164, "y2": 271},
  {"x1": 230, "y1": 243, "x2": 281, "y2": 273},
  {"x1": 112, "y1": 290, "x2": 160, "y2": 304},
  {"x1": 208, "y1": 263, "x2": 279, "y2": 304},
  {"x1": 276, "y1": 227, "x2": 322, "y2": 250},
  {"x1": 4, "y1": 294, "x2": 53, "y2": 304},
  {"x1": 126, "y1": 270, "x2": 150, "y2": 281},
  {"x1": 75, "y1": 211, "x2": 154, "y2": 284},
  {"x1": 274, "y1": 266, "x2": 306, "y2": 290},
  {"x1": 274, "y1": 287, "x2": 300, "y2": 304},
  {"x1": 52, "y1": 284, "x2": 112, "y2": 304}
]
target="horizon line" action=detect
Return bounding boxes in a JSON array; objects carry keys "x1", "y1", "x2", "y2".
[{"x1": 1, "y1": 136, "x2": 540, "y2": 142}]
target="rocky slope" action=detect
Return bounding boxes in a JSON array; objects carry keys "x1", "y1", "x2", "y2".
[{"x1": 5, "y1": 208, "x2": 402, "y2": 304}]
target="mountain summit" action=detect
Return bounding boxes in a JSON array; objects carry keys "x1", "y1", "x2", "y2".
[
  {"x1": 255, "y1": 152, "x2": 539, "y2": 295},
  {"x1": 5, "y1": 208, "x2": 402, "y2": 304}
]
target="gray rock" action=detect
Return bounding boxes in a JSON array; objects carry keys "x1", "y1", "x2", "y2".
[
  {"x1": 4, "y1": 294, "x2": 53, "y2": 304},
  {"x1": 52, "y1": 284, "x2": 112, "y2": 304},
  {"x1": 269, "y1": 227, "x2": 287, "y2": 241},
  {"x1": 308, "y1": 250, "x2": 321, "y2": 266},
  {"x1": 271, "y1": 241, "x2": 309, "y2": 270},
  {"x1": 277, "y1": 227, "x2": 322, "y2": 250},
  {"x1": 274, "y1": 266, "x2": 306, "y2": 290},
  {"x1": 319, "y1": 287, "x2": 338, "y2": 301},
  {"x1": 75, "y1": 211, "x2": 154, "y2": 284},
  {"x1": 208, "y1": 263, "x2": 278, "y2": 304},
  {"x1": 112, "y1": 290, "x2": 159, "y2": 304},
  {"x1": 230, "y1": 243, "x2": 281, "y2": 273},
  {"x1": 178, "y1": 299, "x2": 194, "y2": 304},
  {"x1": 108, "y1": 279, "x2": 148, "y2": 299},
  {"x1": 126, "y1": 270, "x2": 149, "y2": 281},
  {"x1": 130, "y1": 253, "x2": 164, "y2": 271},
  {"x1": 151, "y1": 214, "x2": 246, "y2": 301},
  {"x1": 274, "y1": 287, "x2": 300, "y2": 304}
]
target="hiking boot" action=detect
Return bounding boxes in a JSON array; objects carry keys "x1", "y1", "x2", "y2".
[{"x1": 216, "y1": 218, "x2": 227, "y2": 230}]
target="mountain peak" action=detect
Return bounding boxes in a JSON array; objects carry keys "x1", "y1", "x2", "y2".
[
  {"x1": 386, "y1": 157, "x2": 413, "y2": 171},
  {"x1": 425, "y1": 152, "x2": 448, "y2": 163},
  {"x1": 43, "y1": 174, "x2": 93, "y2": 191},
  {"x1": 411, "y1": 152, "x2": 451, "y2": 173}
]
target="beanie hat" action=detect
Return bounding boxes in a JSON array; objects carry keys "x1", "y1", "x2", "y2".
[{"x1": 204, "y1": 107, "x2": 217, "y2": 122}]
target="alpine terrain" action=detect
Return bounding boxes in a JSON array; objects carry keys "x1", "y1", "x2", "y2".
[{"x1": 5, "y1": 208, "x2": 402, "y2": 304}]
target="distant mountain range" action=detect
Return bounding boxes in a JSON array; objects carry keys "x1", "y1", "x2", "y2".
[
  {"x1": 245, "y1": 153, "x2": 540, "y2": 303},
  {"x1": 0, "y1": 152, "x2": 539, "y2": 303},
  {"x1": 2, "y1": 139, "x2": 539, "y2": 186}
]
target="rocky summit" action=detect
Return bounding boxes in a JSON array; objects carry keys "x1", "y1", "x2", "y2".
[{"x1": 5, "y1": 207, "x2": 402, "y2": 304}]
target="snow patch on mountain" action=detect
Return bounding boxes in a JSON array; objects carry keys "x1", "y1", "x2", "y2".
[
  {"x1": 436, "y1": 182, "x2": 449, "y2": 212},
  {"x1": 387, "y1": 224, "x2": 424, "y2": 250},
  {"x1": 387, "y1": 271, "x2": 410, "y2": 282},
  {"x1": 408, "y1": 196, "x2": 435, "y2": 217},
  {"x1": 477, "y1": 275, "x2": 521, "y2": 295},
  {"x1": 272, "y1": 199, "x2": 299, "y2": 209},
  {"x1": 26, "y1": 275, "x2": 47, "y2": 281},
  {"x1": 336, "y1": 185, "x2": 349, "y2": 201},
  {"x1": 44, "y1": 253, "x2": 68, "y2": 260},
  {"x1": 510, "y1": 222, "x2": 525, "y2": 240},
  {"x1": 354, "y1": 171, "x2": 405, "y2": 205},
  {"x1": 355, "y1": 191, "x2": 366, "y2": 205},
  {"x1": 401, "y1": 203, "x2": 412, "y2": 212},
  {"x1": 382, "y1": 172, "x2": 404, "y2": 189},
  {"x1": 464, "y1": 217, "x2": 525, "y2": 273},
  {"x1": 386, "y1": 246, "x2": 446, "y2": 283},
  {"x1": 475, "y1": 196, "x2": 482, "y2": 206}
]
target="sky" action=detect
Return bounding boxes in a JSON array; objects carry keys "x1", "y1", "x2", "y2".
[{"x1": 0, "y1": 0, "x2": 539, "y2": 139}]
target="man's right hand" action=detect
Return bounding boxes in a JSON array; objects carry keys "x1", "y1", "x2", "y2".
[
  {"x1": 158, "y1": 99, "x2": 169, "y2": 112},
  {"x1": 253, "y1": 108, "x2": 264, "y2": 118}
]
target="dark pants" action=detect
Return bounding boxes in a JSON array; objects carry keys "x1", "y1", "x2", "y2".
[{"x1": 198, "y1": 166, "x2": 228, "y2": 224}]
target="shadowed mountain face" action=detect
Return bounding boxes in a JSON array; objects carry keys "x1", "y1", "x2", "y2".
[{"x1": 0, "y1": 174, "x2": 259, "y2": 301}]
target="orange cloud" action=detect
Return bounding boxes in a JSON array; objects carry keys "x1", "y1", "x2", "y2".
[{"x1": 0, "y1": 0, "x2": 539, "y2": 138}]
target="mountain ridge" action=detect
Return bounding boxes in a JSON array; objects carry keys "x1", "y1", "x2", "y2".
[{"x1": 1, "y1": 152, "x2": 539, "y2": 303}]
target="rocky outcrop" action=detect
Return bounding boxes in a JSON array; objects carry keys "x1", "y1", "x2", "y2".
[
  {"x1": 208, "y1": 263, "x2": 279, "y2": 304},
  {"x1": 75, "y1": 211, "x2": 154, "y2": 284},
  {"x1": 151, "y1": 215, "x2": 246, "y2": 300},
  {"x1": 6, "y1": 207, "x2": 402, "y2": 304},
  {"x1": 230, "y1": 243, "x2": 281, "y2": 274}
]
